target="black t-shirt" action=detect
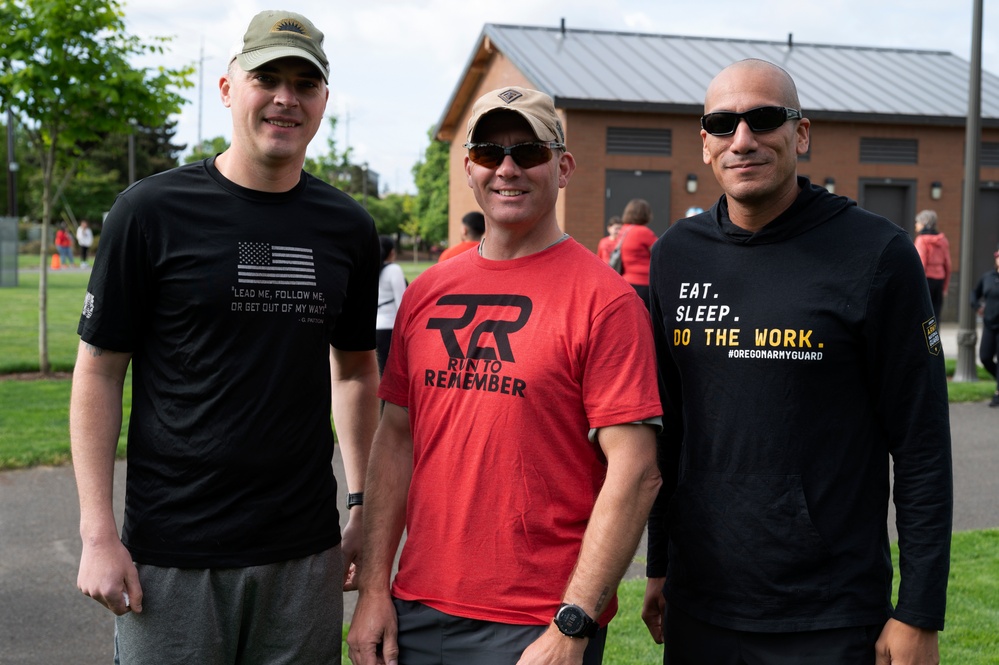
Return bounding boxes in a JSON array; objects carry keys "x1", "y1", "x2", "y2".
[{"x1": 78, "y1": 158, "x2": 379, "y2": 567}]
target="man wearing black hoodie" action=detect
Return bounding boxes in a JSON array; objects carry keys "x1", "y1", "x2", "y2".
[
  {"x1": 971, "y1": 248, "x2": 999, "y2": 407},
  {"x1": 642, "y1": 59, "x2": 953, "y2": 664}
]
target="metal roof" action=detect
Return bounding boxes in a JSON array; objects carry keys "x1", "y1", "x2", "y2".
[{"x1": 437, "y1": 23, "x2": 999, "y2": 139}]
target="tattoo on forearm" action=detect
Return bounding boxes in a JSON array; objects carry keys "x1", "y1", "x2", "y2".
[
  {"x1": 85, "y1": 343, "x2": 104, "y2": 358},
  {"x1": 595, "y1": 586, "x2": 610, "y2": 612}
]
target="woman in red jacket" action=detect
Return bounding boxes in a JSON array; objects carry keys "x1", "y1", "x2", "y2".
[
  {"x1": 619, "y1": 198, "x2": 659, "y2": 308},
  {"x1": 914, "y1": 209, "x2": 951, "y2": 322}
]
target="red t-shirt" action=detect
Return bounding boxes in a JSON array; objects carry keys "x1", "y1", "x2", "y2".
[
  {"x1": 619, "y1": 224, "x2": 659, "y2": 286},
  {"x1": 438, "y1": 240, "x2": 480, "y2": 262},
  {"x1": 380, "y1": 237, "x2": 661, "y2": 626},
  {"x1": 596, "y1": 235, "x2": 617, "y2": 263}
]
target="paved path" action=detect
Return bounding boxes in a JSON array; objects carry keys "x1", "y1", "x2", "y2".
[{"x1": 1, "y1": 324, "x2": 995, "y2": 663}]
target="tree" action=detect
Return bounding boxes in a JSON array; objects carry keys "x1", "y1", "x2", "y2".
[
  {"x1": 361, "y1": 192, "x2": 413, "y2": 237},
  {"x1": 411, "y1": 127, "x2": 449, "y2": 247},
  {"x1": 0, "y1": 0, "x2": 193, "y2": 374},
  {"x1": 304, "y1": 115, "x2": 350, "y2": 188},
  {"x1": 184, "y1": 136, "x2": 230, "y2": 164},
  {"x1": 63, "y1": 120, "x2": 186, "y2": 224}
]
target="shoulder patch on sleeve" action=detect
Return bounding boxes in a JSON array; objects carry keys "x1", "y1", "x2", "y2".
[{"x1": 922, "y1": 317, "x2": 942, "y2": 356}]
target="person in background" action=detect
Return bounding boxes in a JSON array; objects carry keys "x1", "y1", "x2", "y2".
[
  {"x1": 618, "y1": 198, "x2": 658, "y2": 308},
  {"x1": 971, "y1": 248, "x2": 999, "y2": 407},
  {"x1": 55, "y1": 223, "x2": 75, "y2": 267},
  {"x1": 376, "y1": 235, "x2": 408, "y2": 374},
  {"x1": 596, "y1": 215, "x2": 622, "y2": 263},
  {"x1": 348, "y1": 86, "x2": 661, "y2": 665},
  {"x1": 69, "y1": 10, "x2": 380, "y2": 663},
  {"x1": 914, "y1": 209, "x2": 951, "y2": 322},
  {"x1": 76, "y1": 220, "x2": 94, "y2": 268},
  {"x1": 438, "y1": 210, "x2": 485, "y2": 262},
  {"x1": 643, "y1": 58, "x2": 952, "y2": 665}
]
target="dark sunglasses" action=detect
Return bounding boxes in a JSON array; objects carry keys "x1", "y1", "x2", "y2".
[
  {"x1": 464, "y1": 141, "x2": 565, "y2": 169},
  {"x1": 700, "y1": 106, "x2": 803, "y2": 136}
]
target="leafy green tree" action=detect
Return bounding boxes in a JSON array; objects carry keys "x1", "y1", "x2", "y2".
[
  {"x1": 361, "y1": 192, "x2": 412, "y2": 237},
  {"x1": 304, "y1": 116, "x2": 352, "y2": 190},
  {"x1": 411, "y1": 127, "x2": 449, "y2": 247},
  {"x1": 184, "y1": 136, "x2": 230, "y2": 164},
  {"x1": 63, "y1": 120, "x2": 186, "y2": 223},
  {"x1": 0, "y1": 0, "x2": 193, "y2": 374}
]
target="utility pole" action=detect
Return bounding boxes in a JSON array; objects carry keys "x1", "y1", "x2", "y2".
[
  {"x1": 198, "y1": 38, "x2": 204, "y2": 147},
  {"x1": 128, "y1": 117, "x2": 138, "y2": 185},
  {"x1": 362, "y1": 162, "x2": 369, "y2": 209},
  {"x1": 953, "y1": 0, "x2": 984, "y2": 382},
  {"x1": 6, "y1": 107, "x2": 17, "y2": 217}
]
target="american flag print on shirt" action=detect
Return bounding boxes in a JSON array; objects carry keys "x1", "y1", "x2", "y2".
[{"x1": 238, "y1": 242, "x2": 317, "y2": 286}]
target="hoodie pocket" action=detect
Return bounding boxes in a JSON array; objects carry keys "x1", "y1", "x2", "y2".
[{"x1": 668, "y1": 469, "x2": 832, "y2": 609}]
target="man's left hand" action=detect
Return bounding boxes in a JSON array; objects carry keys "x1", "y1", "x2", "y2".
[
  {"x1": 874, "y1": 618, "x2": 940, "y2": 664},
  {"x1": 341, "y1": 507, "x2": 363, "y2": 591},
  {"x1": 516, "y1": 625, "x2": 588, "y2": 665}
]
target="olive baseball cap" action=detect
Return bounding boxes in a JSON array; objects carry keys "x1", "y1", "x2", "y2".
[
  {"x1": 231, "y1": 10, "x2": 329, "y2": 82},
  {"x1": 466, "y1": 87, "x2": 565, "y2": 144}
]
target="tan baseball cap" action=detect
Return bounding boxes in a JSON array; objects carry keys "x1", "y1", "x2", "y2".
[
  {"x1": 466, "y1": 87, "x2": 565, "y2": 145},
  {"x1": 231, "y1": 10, "x2": 329, "y2": 82}
]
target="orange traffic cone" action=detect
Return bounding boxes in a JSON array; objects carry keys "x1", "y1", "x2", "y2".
[{"x1": 51, "y1": 253, "x2": 61, "y2": 270}]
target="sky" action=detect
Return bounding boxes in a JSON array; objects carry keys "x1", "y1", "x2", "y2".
[{"x1": 122, "y1": 0, "x2": 998, "y2": 194}]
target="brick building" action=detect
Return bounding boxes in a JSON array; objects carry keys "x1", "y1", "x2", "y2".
[{"x1": 435, "y1": 23, "x2": 999, "y2": 320}]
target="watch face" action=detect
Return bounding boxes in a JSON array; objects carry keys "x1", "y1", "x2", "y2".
[{"x1": 556, "y1": 605, "x2": 586, "y2": 635}]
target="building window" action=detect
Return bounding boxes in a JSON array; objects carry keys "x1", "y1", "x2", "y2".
[
  {"x1": 607, "y1": 127, "x2": 671, "y2": 156},
  {"x1": 860, "y1": 138, "x2": 918, "y2": 164},
  {"x1": 983, "y1": 142, "x2": 999, "y2": 168}
]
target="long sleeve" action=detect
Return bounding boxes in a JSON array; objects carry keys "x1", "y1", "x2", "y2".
[
  {"x1": 646, "y1": 243, "x2": 682, "y2": 579},
  {"x1": 867, "y1": 235, "x2": 953, "y2": 630}
]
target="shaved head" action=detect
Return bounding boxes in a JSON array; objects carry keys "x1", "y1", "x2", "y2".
[{"x1": 705, "y1": 59, "x2": 801, "y2": 112}]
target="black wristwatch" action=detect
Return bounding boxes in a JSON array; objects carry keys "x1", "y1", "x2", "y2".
[{"x1": 553, "y1": 603, "x2": 598, "y2": 639}]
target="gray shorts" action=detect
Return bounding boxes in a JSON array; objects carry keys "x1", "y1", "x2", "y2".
[
  {"x1": 393, "y1": 598, "x2": 607, "y2": 665},
  {"x1": 114, "y1": 546, "x2": 344, "y2": 665}
]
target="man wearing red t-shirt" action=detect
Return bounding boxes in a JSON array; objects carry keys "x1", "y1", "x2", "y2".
[
  {"x1": 596, "y1": 216, "x2": 621, "y2": 264},
  {"x1": 348, "y1": 87, "x2": 662, "y2": 665},
  {"x1": 438, "y1": 211, "x2": 485, "y2": 262}
]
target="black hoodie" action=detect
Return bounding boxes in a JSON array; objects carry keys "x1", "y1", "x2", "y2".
[{"x1": 647, "y1": 178, "x2": 953, "y2": 632}]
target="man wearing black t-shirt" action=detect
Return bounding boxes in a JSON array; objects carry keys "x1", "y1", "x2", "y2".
[{"x1": 69, "y1": 11, "x2": 380, "y2": 664}]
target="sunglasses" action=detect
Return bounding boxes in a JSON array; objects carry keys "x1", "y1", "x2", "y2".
[
  {"x1": 700, "y1": 106, "x2": 803, "y2": 136},
  {"x1": 464, "y1": 141, "x2": 565, "y2": 169}
]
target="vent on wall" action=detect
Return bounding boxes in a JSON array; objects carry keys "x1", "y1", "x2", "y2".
[
  {"x1": 607, "y1": 127, "x2": 672, "y2": 156},
  {"x1": 982, "y1": 142, "x2": 999, "y2": 168},
  {"x1": 860, "y1": 137, "x2": 918, "y2": 164}
]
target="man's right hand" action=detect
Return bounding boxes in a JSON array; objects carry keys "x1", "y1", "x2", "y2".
[
  {"x1": 77, "y1": 536, "x2": 142, "y2": 616},
  {"x1": 642, "y1": 577, "x2": 667, "y2": 644},
  {"x1": 346, "y1": 592, "x2": 399, "y2": 665}
]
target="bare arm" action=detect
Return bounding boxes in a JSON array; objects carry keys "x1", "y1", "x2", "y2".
[
  {"x1": 329, "y1": 346, "x2": 380, "y2": 590},
  {"x1": 346, "y1": 402, "x2": 413, "y2": 665},
  {"x1": 518, "y1": 423, "x2": 662, "y2": 665},
  {"x1": 69, "y1": 340, "x2": 138, "y2": 615}
]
